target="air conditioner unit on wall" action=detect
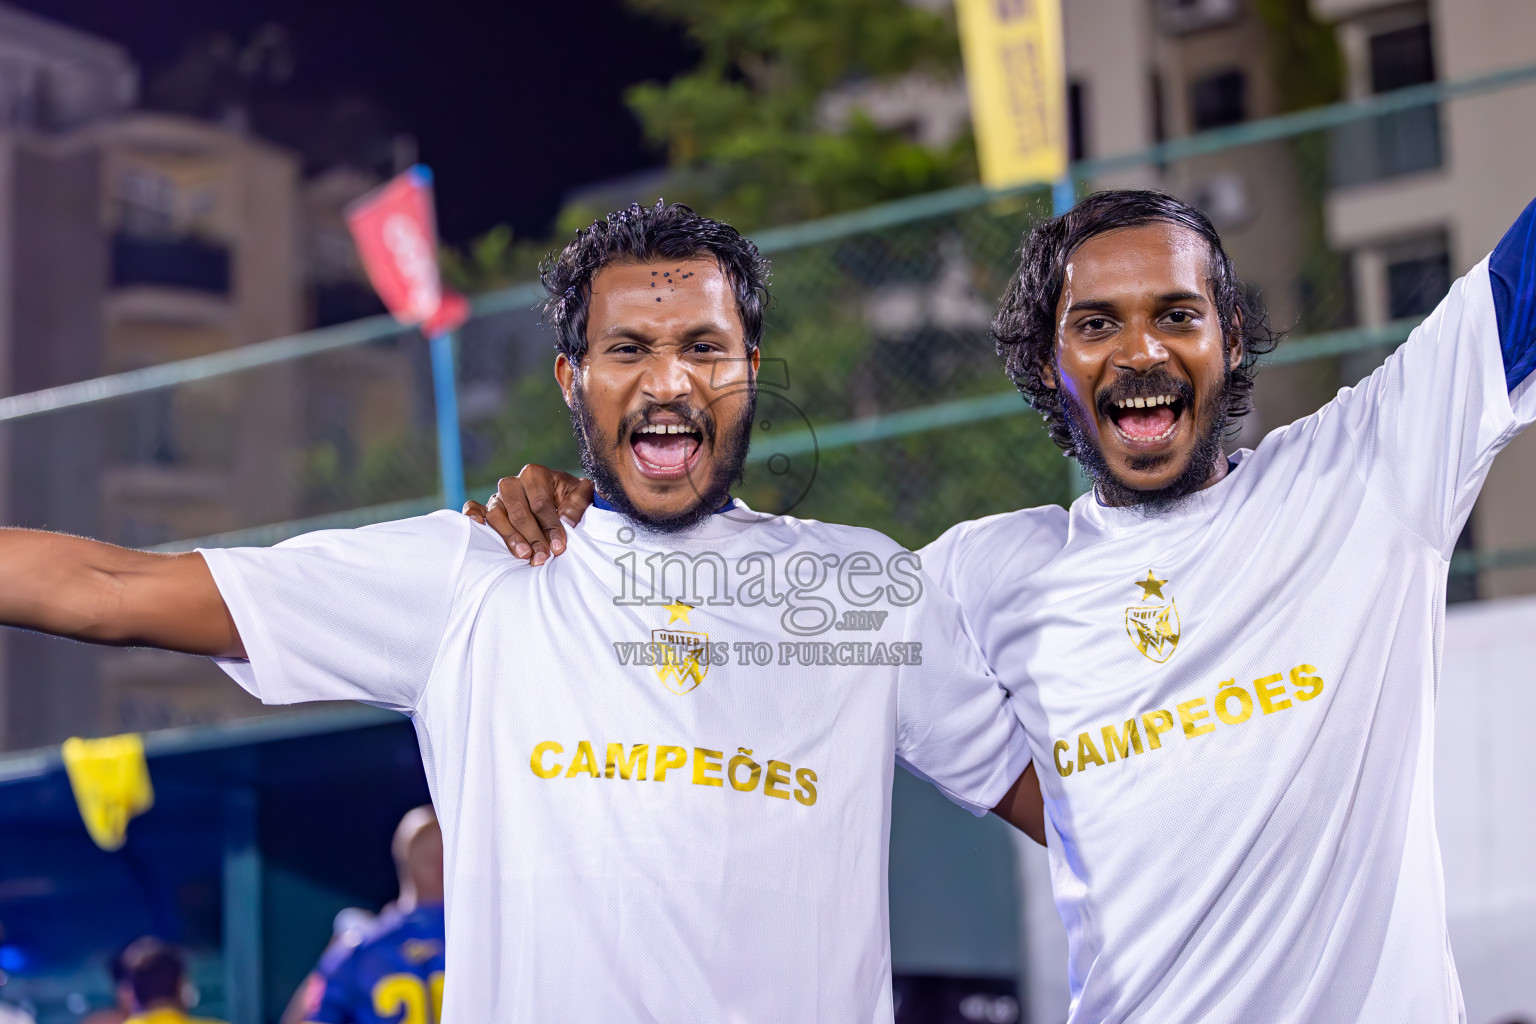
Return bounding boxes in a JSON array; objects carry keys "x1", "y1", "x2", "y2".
[
  {"x1": 1189, "y1": 172, "x2": 1254, "y2": 229},
  {"x1": 1156, "y1": 0, "x2": 1243, "y2": 35}
]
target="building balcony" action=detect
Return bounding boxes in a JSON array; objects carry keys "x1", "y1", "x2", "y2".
[
  {"x1": 1329, "y1": 106, "x2": 1442, "y2": 189},
  {"x1": 110, "y1": 233, "x2": 231, "y2": 295}
]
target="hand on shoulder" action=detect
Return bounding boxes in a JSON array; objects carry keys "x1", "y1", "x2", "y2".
[{"x1": 461, "y1": 465, "x2": 593, "y2": 565}]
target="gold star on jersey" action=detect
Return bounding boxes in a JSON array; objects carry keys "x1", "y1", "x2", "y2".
[{"x1": 1126, "y1": 570, "x2": 1181, "y2": 664}]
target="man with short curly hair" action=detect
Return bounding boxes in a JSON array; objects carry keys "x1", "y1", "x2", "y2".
[{"x1": 494, "y1": 188, "x2": 1536, "y2": 1022}]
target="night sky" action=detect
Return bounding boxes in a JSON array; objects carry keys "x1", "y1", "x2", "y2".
[{"x1": 17, "y1": 0, "x2": 695, "y2": 242}]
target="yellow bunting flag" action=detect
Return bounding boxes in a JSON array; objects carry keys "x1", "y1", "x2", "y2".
[
  {"x1": 955, "y1": 0, "x2": 1069, "y2": 188},
  {"x1": 61, "y1": 733, "x2": 154, "y2": 851}
]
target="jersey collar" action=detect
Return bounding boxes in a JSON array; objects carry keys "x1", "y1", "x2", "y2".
[
  {"x1": 1078, "y1": 452, "x2": 1249, "y2": 530},
  {"x1": 592, "y1": 493, "x2": 738, "y2": 515}
]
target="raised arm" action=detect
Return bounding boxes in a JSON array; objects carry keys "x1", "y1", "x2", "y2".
[
  {"x1": 1332, "y1": 195, "x2": 1536, "y2": 554},
  {"x1": 0, "y1": 529, "x2": 241, "y2": 656}
]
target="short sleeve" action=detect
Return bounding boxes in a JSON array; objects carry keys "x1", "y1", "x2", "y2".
[
  {"x1": 199, "y1": 511, "x2": 476, "y2": 713},
  {"x1": 918, "y1": 508, "x2": 1068, "y2": 638},
  {"x1": 1331, "y1": 197, "x2": 1536, "y2": 554},
  {"x1": 895, "y1": 577, "x2": 1032, "y2": 816},
  {"x1": 916, "y1": 521, "x2": 985, "y2": 606}
]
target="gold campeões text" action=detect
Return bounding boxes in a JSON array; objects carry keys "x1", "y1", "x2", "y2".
[
  {"x1": 529, "y1": 740, "x2": 818, "y2": 806},
  {"x1": 1052, "y1": 663, "x2": 1324, "y2": 778}
]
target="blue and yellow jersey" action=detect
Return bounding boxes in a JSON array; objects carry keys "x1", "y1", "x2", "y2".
[{"x1": 306, "y1": 905, "x2": 445, "y2": 1024}]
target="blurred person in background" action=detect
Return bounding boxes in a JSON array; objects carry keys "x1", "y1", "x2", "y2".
[
  {"x1": 117, "y1": 938, "x2": 224, "y2": 1024},
  {"x1": 277, "y1": 910, "x2": 378, "y2": 1024},
  {"x1": 281, "y1": 807, "x2": 445, "y2": 1024}
]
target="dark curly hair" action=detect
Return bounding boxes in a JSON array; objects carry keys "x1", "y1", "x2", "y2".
[
  {"x1": 993, "y1": 189, "x2": 1281, "y2": 452},
  {"x1": 541, "y1": 200, "x2": 772, "y2": 361}
]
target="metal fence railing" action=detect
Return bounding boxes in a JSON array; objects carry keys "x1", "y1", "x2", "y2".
[{"x1": 3, "y1": 60, "x2": 1536, "y2": 747}]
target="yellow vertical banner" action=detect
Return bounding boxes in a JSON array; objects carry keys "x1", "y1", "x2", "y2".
[{"x1": 956, "y1": 0, "x2": 1069, "y2": 188}]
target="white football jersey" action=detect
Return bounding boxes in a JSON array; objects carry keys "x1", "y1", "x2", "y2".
[
  {"x1": 202, "y1": 504, "x2": 1029, "y2": 1024},
  {"x1": 924, "y1": 210, "x2": 1536, "y2": 1022}
]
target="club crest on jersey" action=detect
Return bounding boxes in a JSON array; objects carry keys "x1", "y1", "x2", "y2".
[
  {"x1": 652, "y1": 601, "x2": 710, "y2": 695},
  {"x1": 1125, "y1": 570, "x2": 1180, "y2": 664},
  {"x1": 401, "y1": 938, "x2": 442, "y2": 964}
]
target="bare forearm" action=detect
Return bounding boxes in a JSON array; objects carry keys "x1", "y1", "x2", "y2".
[{"x1": 0, "y1": 529, "x2": 242, "y2": 656}]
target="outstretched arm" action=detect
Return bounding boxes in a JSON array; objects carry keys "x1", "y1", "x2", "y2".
[{"x1": 0, "y1": 529, "x2": 241, "y2": 656}]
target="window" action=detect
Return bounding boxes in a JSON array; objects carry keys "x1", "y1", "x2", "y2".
[
  {"x1": 1370, "y1": 24, "x2": 1435, "y2": 92},
  {"x1": 1330, "y1": 19, "x2": 1441, "y2": 185},
  {"x1": 1190, "y1": 70, "x2": 1245, "y2": 131},
  {"x1": 1384, "y1": 238, "x2": 1450, "y2": 319},
  {"x1": 1190, "y1": 173, "x2": 1252, "y2": 228},
  {"x1": 111, "y1": 235, "x2": 231, "y2": 295},
  {"x1": 1068, "y1": 80, "x2": 1088, "y2": 161}
]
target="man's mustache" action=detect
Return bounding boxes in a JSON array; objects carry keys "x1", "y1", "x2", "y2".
[
  {"x1": 615, "y1": 402, "x2": 716, "y2": 445},
  {"x1": 1094, "y1": 370, "x2": 1196, "y2": 418}
]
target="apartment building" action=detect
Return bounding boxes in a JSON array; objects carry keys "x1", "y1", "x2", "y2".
[
  {"x1": 0, "y1": 4, "x2": 128, "y2": 753},
  {"x1": 0, "y1": 4, "x2": 399, "y2": 749},
  {"x1": 1315, "y1": 0, "x2": 1536, "y2": 599},
  {"x1": 0, "y1": 50, "x2": 306, "y2": 746}
]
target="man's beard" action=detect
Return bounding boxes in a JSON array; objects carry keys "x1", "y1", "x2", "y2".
[
  {"x1": 1062, "y1": 367, "x2": 1232, "y2": 515},
  {"x1": 570, "y1": 379, "x2": 756, "y2": 534}
]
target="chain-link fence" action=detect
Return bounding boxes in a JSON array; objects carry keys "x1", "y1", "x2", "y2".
[{"x1": 2, "y1": 60, "x2": 1535, "y2": 748}]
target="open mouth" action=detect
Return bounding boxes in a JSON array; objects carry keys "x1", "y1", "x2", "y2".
[
  {"x1": 629, "y1": 422, "x2": 705, "y2": 480},
  {"x1": 1104, "y1": 392, "x2": 1187, "y2": 447}
]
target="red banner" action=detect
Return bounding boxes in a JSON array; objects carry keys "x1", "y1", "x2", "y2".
[{"x1": 345, "y1": 166, "x2": 468, "y2": 336}]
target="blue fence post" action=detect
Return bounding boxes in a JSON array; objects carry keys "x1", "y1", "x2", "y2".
[
  {"x1": 1052, "y1": 175, "x2": 1076, "y2": 218},
  {"x1": 222, "y1": 785, "x2": 262, "y2": 1024},
  {"x1": 429, "y1": 331, "x2": 466, "y2": 510}
]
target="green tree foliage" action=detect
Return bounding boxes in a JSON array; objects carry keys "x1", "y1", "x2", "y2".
[
  {"x1": 451, "y1": 0, "x2": 983, "y2": 285},
  {"x1": 562, "y1": 0, "x2": 977, "y2": 235},
  {"x1": 1254, "y1": 0, "x2": 1345, "y2": 114},
  {"x1": 439, "y1": 225, "x2": 550, "y2": 295}
]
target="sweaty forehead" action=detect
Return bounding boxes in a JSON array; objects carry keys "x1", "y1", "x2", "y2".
[
  {"x1": 587, "y1": 257, "x2": 742, "y2": 339},
  {"x1": 1061, "y1": 222, "x2": 1215, "y2": 304}
]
